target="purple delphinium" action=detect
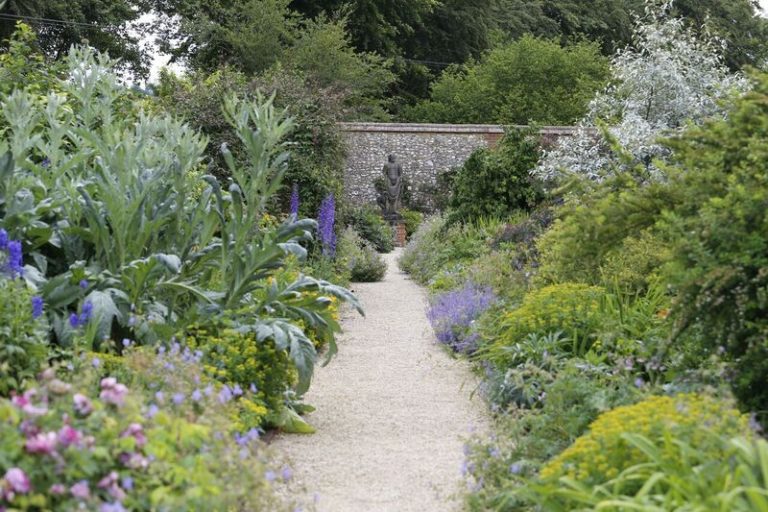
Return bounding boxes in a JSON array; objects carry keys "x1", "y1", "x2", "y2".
[
  {"x1": 426, "y1": 282, "x2": 497, "y2": 354},
  {"x1": 0, "y1": 229, "x2": 7, "y2": 250},
  {"x1": 79, "y1": 301, "x2": 93, "y2": 325},
  {"x1": 317, "y1": 193, "x2": 336, "y2": 258},
  {"x1": 31, "y1": 296, "x2": 44, "y2": 319},
  {"x1": 7, "y1": 240, "x2": 23, "y2": 277},
  {"x1": 289, "y1": 182, "x2": 299, "y2": 218}
]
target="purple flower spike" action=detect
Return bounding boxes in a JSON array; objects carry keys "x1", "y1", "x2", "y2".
[
  {"x1": 317, "y1": 194, "x2": 336, "y2": 258},
  {"x1": 79, "y1": 279, "x2": 89, "y2": 289},
  {"x1": 290, "y1": 182, "x2": 299, "y2": 218},
  {"x1": 31, "y1": 296, "x2": 44, "y2": 319},
  {"x1": 79, "y1": 301, "x2": 93, "y2": 325},
  {"x1": 0, "y1": 229, "x2": 7, "y2": 250},
  {"x1": 7, "y1": 240, "x2": 23, "y2": 277},
  {"x1": 69, "y1": 313, "x2": 80, "y2": 329}
]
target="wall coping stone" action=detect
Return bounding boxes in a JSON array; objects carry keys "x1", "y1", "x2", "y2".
[{"x1": 338, "y1": 122, "x2": 583, "y2": 136}]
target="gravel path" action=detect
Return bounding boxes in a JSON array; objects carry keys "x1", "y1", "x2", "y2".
[{"x1": 274, "y1": 250, "x2": 489, "y2": 512}]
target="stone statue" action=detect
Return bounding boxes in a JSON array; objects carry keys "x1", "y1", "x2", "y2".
[{"x1": 379, "y1": 154, "x2": 403, "y2": 218}]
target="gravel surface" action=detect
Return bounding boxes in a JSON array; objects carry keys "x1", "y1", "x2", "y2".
[{"x1": 274, "y1": 250, "x2": 489, "y2": 512}]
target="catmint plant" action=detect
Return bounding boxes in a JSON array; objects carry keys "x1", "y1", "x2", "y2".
[{"x1": 427, "y1": 282, "x2": 497, "y2": 354}]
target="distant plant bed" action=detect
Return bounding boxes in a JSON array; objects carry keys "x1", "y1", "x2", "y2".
[
  {"x1": 345, "y1": 206, "x2": 395, "y2": 253},
  {"x1": 338, "y1": 227, "x2": 387, "y2": 282}
]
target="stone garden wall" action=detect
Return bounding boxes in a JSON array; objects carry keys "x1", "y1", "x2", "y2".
[{"x1": 339, "y1": 122, "x2": 580, "y2": 210}]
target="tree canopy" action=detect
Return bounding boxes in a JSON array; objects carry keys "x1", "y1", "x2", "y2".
[
  {"x1": 404, "y1": 37, "x2": 610, "y2": 125},
  {"x1": 0, "y1": 0, "x2": 146, "y2": 75}
]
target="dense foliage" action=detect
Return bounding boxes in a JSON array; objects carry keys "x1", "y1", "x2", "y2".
[
  {"x1": 0, "y1": 32, "x2": 364, "y2": 507},
  {"x1": 446, "y1": 129, "x2": 544, "y2": 224},
  {"x1": 404, "y1": 37, "x2": 609, "y2": 125},
  {"x1": 400, "y1": 14, "x2": 768, "y2": 510}
]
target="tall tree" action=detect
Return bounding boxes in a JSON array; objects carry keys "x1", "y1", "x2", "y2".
[
  {"x1": 0, "y1": 0, "x2": 147, "y2": 75},
  {"x1": 288, "y1": 0, "x2": 436, "y2": 56}
]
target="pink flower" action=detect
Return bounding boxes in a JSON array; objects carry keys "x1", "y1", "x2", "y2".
[
  {"x1": 73, "y1": 393, "x2": 93, "y2": 416},
  {"x1": 119, "y1": 452, "x2": 149, "y2": 469},
  {"x1": 49, "y1": 483, "x2": 67, "y2": 495},
  {"x1": 48, "y1": 379, "x2": 72, "y2": 395},
  {"x1": 4, "y1": 468, "x2": 30, "y2": 493},
  {"x1": 25, "y1": 432, "x2": 57, "y2": 455},
  {"x1": 12, "y1": 391, "x2": 48, "y2": 417},
  {"x1": 58, "y1": 425, "x2": 83, "y2": 447},
  {"x1": 120, "y1": 423, "x2": 147, "y2": 448},
  {"x1": 97, "y1": 472, "x2": 125, "y2": 501},
  {"x1": 70, "y1": 480, "x2": 90, "y2": 500},
  {"x1": 99, "y1": 378, "x2": 128, "y2": 407}
]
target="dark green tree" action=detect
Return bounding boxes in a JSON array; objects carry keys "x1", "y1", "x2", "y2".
[
  {"x1": 0, "y1": 0, "x2": 147, "y2": 75},
  {"x1": 405, "y1": 36, "x2": 609, "y2": 125}
]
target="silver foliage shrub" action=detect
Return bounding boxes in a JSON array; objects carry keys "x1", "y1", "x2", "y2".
[{"x1": 536, "y1": 4, "x2": 748, "y2": 183}]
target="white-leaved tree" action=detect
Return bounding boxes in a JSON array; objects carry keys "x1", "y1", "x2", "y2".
[{"x1": 536, "y1": 1, "x2": 748, "y2": 183}]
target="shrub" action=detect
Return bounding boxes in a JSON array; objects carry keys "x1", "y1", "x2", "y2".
[
  {"x1": 0, "y1": 356, "x2": 292, "y2": 511},
  {"x1": 538, "y1": 394, "x2": 751, "y2": 490},
  {"x1": 338, "y1": 227, "x2": 387, "y2": 283},
  {"x1": 404, "y1": 36, "x2": 609, "y2": 125},
  {"x1": 345, "y1": 205, "x2": 394, "y2": 253},
  {"x1": 483, "y1": 283, "x2": 605, "y2": 365},
  {"x1": 527, "y1": 436, "x2": 768, "y2": 511},
  {"x1": 447, "y1": 129, "x2": 544, "y2": 224},
  {"x1": 399, "y1": 209, "x2": 423, "y2": 240},
  {"x1": 463, "y1": 361, "x2": 641, "y2": 510},
  {"x1": 658, "y1": 72, "x2": 768, "y2": 414},
  {"x1": 183, "y1": 325, "x2": 299, "y2": 431},
  {"x1": 0, "y1": 249, "x2": 48, "y2": 394},
  {"x1": 399, "y1": 216, "x2": 503, "y2": 286},
  {"x1": 426, "y1": 282, "x2": 497, "y2": 354}
]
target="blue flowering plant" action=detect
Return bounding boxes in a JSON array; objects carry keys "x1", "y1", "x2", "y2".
[
  {"x1": 0, "y1": 347, "x2": 297, "y2": 511},
  {"x1": 0, "y1": 230, "x2": 48, "y2": 394},
  {"x1": 426, "y1": 282, "x2": 498, "y2": 354},
  {"x1": 0, "y1": 47, "x2": 361, "y2": 402}
]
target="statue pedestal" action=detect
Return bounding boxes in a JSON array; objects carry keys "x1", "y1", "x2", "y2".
[{"x1": 394, "y1": 222, "x2": 407, "y2": 248}]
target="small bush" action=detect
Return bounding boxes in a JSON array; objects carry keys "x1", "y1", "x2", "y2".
[
  {"x1": 484, "y1": 283, "x2": 605, "y2": 365},
  {"x1": 339, "y1": 227, "x2": 387, "y2": 283},
  {"x1": 427, "y1": 282, "x2": 497, "y2": 354},
  {"x1": 447, "y1": 129, "x2": 544, "y2": 224},
  {"x1": 400, "y1": 209, "x2": 424, "y2": 240},
  {"x1": 528, "y1": 436, "x2": 768, "y2": 511},
  {"x1": 345, "y1": 206, "x2": 394, "y2": 253},
  {"x1": 464, "y1": 361, "x2": 640, "y2": 509},
  {"x1": 184, "y1": 325, "x2": 297, "y2": 431},
  {"x1": 539, "y1": 394, "x2": 751, "y2": 487},
  {"x1": 0, "y1": 271, "x2": 49, "y2": 395}
]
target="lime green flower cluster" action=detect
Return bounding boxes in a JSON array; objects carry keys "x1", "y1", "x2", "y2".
[
  {"x1": 185, "y1": 327, "x2": 296, "y2": 428},
  {"x1": 487, "y1": 283, "x2": 604, "y2": 363},
  {"x1": 540, "y1": 394, "x2": 751, "y2": 484}
]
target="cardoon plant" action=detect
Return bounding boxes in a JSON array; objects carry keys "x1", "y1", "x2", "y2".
[
  {"x1": 427, "y1": 282, "x2": 497, "y2": 354},
  {"x1": 317, "y1": 193, "x2": 337, "y2": 258}
]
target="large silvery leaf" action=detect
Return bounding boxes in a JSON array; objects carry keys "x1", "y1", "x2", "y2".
[{"x1": 85, "y1": 290, "x2": 122, "y2": 340}]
